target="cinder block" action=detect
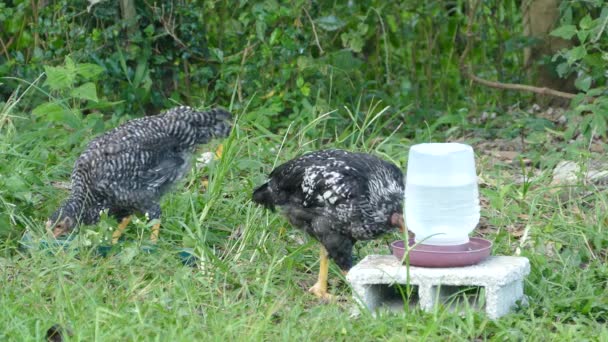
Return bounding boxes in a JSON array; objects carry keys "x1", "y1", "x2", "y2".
[{"x1": 346, "y1": 255, "x2": 530, "y2": 319}]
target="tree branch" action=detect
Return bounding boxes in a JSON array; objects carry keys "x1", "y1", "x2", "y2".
[
  {"x1": 302, "y1": 7, "x2": 324, "y2": 55},
  {"x1": 0, "y1": 36, "x2": 13, "y2": 61},
  {"x1": 465, "y1": 71, "x2": 577, "y2": 99},
  {"x1": 459, "y1": 0, "x2": 578, "y2": 100}
]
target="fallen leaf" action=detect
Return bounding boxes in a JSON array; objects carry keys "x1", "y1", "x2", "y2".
[
  {"x1": 506, "y1": 223, "x2": 526, "y2": 238},
  {"x1": 589, "y1": 143, "x2": 604, "y2": 153},
  {"x1": 490, "y1": 150, "x2": 519, "y2": 161},
  {"x1": 475, "y1": 217, "x2": 495, "y2": 235},
  {"x1": 229, "y1": 226, "x2": 244, "y2": 240},
  {"x1": 51, "y1": 181, "x2": 71, "y2": 190}
]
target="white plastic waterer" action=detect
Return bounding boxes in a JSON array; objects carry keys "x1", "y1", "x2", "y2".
[{"x1": 405, "y1": 143, "x2": 481, "y2": 246}]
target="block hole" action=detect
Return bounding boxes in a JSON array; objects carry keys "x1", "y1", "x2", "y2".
[
  {"x1": 434, "y1": 285, "x2": 486, "y2": 312},
  {"x1": 370, "y1": 283, "x2": 419, "y2": 312}
]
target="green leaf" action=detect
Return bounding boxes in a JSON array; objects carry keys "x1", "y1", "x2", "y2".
[
  {"x1": 401, "y1": 79, "x2": 412, "y2": 93},
  {"x1": 7, "y1": 15, "x2": 23, "y2": 33},
  {"x1": 70, "y1": 82, "x2": 98, "y2": 102},
  {"x1": 300, "y1": 84, "x2": 310, "y2": 96},
  {"x1": 357, "y1": 23, "x2": 369, "y2": 35},
  {"x1": 32, "y1": 102, "x2": 68, "y2": 118},
  {"x1": 255, "y1": 20, "x2": 267, "y2": 42},
  {"x1": 210, "y1": 48, "x2": 224, "y2": 63},
  {"x1": 44, "y1": 65, "x2": 75, "y2": 91},
  {"x1": 269, "y1": 29, "x2": 281, "y2": 45},
  {"x1": 574, "y1": 74, "x2": 592, "y2": 92},
  {"x1": 579, "y1": 14, "x2": 593, "y2": 30},
  {"x1": 5, "y1": 175, "x2": 26, "y2": 193},
  {"x1": 32, "y1": 102, "x2": 81, "y2": 128},
  {"x1": 591, "y1": 113, "x2": 607, "y2": 137},
  {"x1": 341, "y1": 31, "x2": 364, "y2": 53},
  {"x1": 133, "y1": 58, "x2": 148, "y2": 88},
  {"x1": 550, "y1": 25, "x2": 577, "y2": 39},
  {"x1": 328, "y1": 50, "x2": 362, "y2": 71},
  {"x1": 85, "y1": 99, "x2": 125, "y2": 111},
  {"x1": 64, "y1": 56, "x2": 76, "y2": 74},
  {"x1": 144, "y1": 24, "x2": 155, "y2": 36},
  {"x1": 586, "y1": 87, "x2": 606, "y2": 97},
  {"x1": 16, "y1": 30, "x2": 33, "y2": 50},
  {"x1": 577, "y1": 29, "x2": 590, "y2": 43},
  {"x1": 386, "y1": 14, "x2": 398, "y2": 33},
  {"x1": 76, "y1": 63, "x2": 104, "y2": 80},
  {"x1": 566, "y1": 46, "x2": 587, "y2": 65},
  {"x1": 591, "y1": 7, "x2": 608, "y2": 43},
  {"x1": 316, "y1": 15, "x2": 346, "y2": 31},
  {"x1": 556, "y1": 62, "x2": 570, "y2": 77}
]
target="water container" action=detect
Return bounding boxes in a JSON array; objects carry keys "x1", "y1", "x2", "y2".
[{"x1": 405, "y1": 143, "x2": 480, "y2": 245}]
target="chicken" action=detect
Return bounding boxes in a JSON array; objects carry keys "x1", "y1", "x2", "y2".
[
  {"x1": 46, "y1": 106, "x2": 232, "y2": 242},
  {"x1": 252, "y1": 149, "x2": 405, "y2": 299}
]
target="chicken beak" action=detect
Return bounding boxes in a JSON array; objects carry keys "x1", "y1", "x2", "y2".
[
  {"x1": 52, "y1": 226, "x2": 66, "y2": 238},
  {"x1": 46, "y1": 217, "x2": 72, "y2": 238},
  {"x1": 398, "y1": 215, "x2": 406, "y2": 233},
  {"x1": 45, "y1": 220, "x2": 54, "y2": 236},
  {"x1": 391, "y1": 213, "x2": 406, "y2": 233}
]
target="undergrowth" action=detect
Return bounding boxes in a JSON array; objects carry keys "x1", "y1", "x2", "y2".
[
  {"x1": 1, "y1": 84, "x2": 607, "y2": 339},
  {"x1": 1, "y1": 0, "x2": 607, "y2": 339}
]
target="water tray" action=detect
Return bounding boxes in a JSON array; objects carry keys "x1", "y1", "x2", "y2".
[{"x1": 391, "y1": 237, "x2": 492, "y2": 268}]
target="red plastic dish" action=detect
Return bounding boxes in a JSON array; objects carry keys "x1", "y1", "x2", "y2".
[{"x1": 391, "y1": 237, "x2": 492, "y2": 268}]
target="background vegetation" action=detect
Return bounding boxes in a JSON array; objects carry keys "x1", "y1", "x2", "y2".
[{"x1": 1, "y1": 0, "x2": 606, "y2": 340}]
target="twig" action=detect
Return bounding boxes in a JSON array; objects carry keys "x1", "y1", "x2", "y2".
[
  {"x1": 119, "y1": 0, "x2": 137, "y2": 37},
  {"x1": 236, "y1": 40, "x2": 254, "y2": 103},
  {"x1": 372, "y1": 8, "x2": 390, "y2": 84},
  {"x1": 302, "y1": 7, "x2": 324, "y2": 55},
  {"x1": 0, "y1": 36, "x2": 12, "y2": 61},
  {"x1": 458, "y1": 0, "x2": 481, "y2": 69},
  {"x1": 459, "y1": 0, "x2": 578, "y2": 100},
  {"x1": 157, "y1": 3, "x2": 187, "y2": 48},
  {"x1": 465, "y1": 70, "x2": 577, "y2": 99}
]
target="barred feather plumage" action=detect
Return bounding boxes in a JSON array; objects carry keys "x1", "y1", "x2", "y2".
[
  {"x1": 47, "y1": 106, "x2": 232, "y2": 237},
  {"x1": 252, "y1": 149, "x2": 405, "y2": 270}
]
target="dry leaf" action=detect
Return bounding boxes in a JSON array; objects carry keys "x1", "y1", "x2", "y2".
[
  {"x1": 51, "y1": 181, "x2": 71, "y2": 190},
  {"x1": 490, "y1": 150, "x2": 519, "y2": 161},
  {"x1": 507, "y1": 223, "x2": 526, "y2": 238},
  {"x1": 589, "y1": 143, "x2": 604, "y2": 153}
]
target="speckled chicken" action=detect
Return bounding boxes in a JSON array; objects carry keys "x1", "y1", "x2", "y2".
[
  {"x1": 252, "y1": 149, "x2": 405, "y2": 299},
  {"x1": 46, "y1": 106, "x2": 232, "y2": 242}
]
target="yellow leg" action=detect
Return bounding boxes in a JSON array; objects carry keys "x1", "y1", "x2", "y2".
[
  {"x1": 150, "y1": 222, "x2": 160, "y2": 243},
  {"x1": 308, "y1": 245, "x2": 333, "y2": 300},
  {"x1": 112, "y1": 216, "x2": 132, "y2": 244},
  {"x1": 214, "y1": 144, "x2": 224, "y2": 159}
]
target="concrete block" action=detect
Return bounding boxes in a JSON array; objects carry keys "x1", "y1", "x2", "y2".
[{"x1": 346, "y1": 255, "x2": 530, "y2": 319}]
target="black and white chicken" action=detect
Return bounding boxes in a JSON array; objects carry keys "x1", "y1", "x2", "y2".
[
  {"x1": 252, "y1": 149, "x2": 405, "y2": 299},
  {"x1": 46, "y1": 106, "x2": 232, "y2": 242}
]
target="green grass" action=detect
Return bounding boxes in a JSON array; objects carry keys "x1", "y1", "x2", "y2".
[{"x1": 1, "y1": 95, "x2": 607, "y2": 340}]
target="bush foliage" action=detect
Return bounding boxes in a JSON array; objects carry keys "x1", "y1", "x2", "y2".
[
  {"x1": 0, "y1": 1, "x2": 607, "y2": 338},
  {"x1": 551, "y1": 1, "x2": 608, "y2": 140},
  {"x1": 2, "y1": 0, "x2": 536, "y2": 130},
  {"x1": 1, "y1": 0, "x2": 607, "y2": 232}
]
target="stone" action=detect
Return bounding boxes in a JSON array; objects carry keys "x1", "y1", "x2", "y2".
[{"x1": 346, "y1": 255, "x2": 530, "y2": 319}]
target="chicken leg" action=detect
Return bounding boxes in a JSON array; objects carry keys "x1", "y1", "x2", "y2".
[
  {"x1": 215, "y1": 144, "x2": 224, "y2": 159},
  {"x1": 112, "y1": 216, "x2": 132, "y2": 244},
  {"x1": 150, "y1": 222, "x2": 160, "y2": 243},
  {"x1": 308, "y1": 245, "x2": 333, "y2": 300}
]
